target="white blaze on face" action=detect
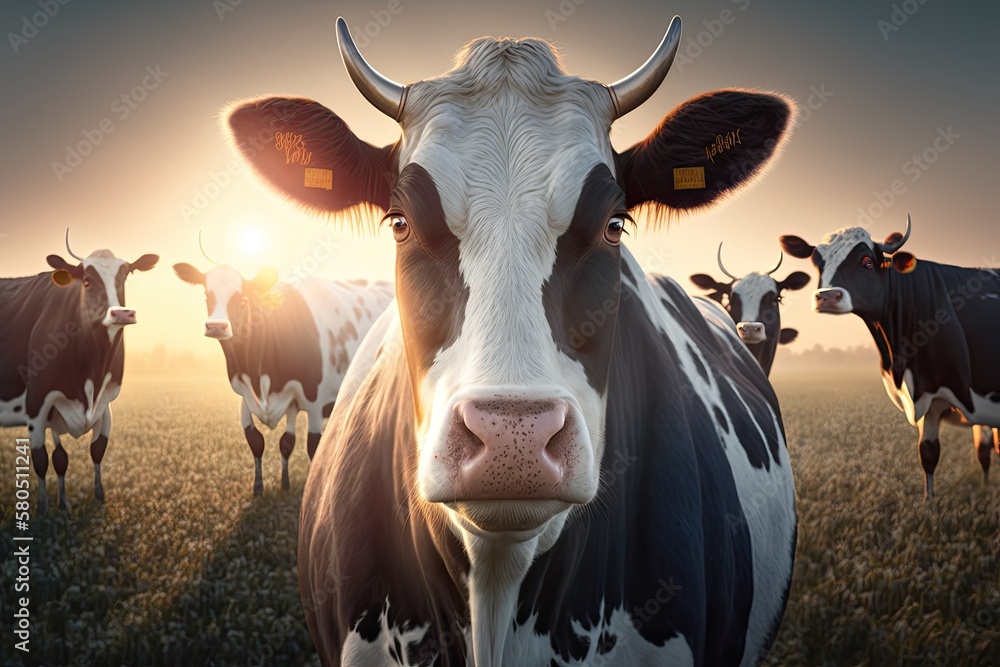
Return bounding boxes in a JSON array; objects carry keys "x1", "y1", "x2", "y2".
[
  {"x1": 731, "y1": 272, "x2": 777, "y2": 344},
  {"x1": 396, "y1": 39, "x2": 617, "y2": 518},
  {"x1": 83, "y1": 250, "x2": 129, "y2": 334},
  {"x1": 812, "y1": 226, "x2": 874, "y2": 313},
  {"x1": 203, "y1": 266, "x2": 244, "y2": 338}
]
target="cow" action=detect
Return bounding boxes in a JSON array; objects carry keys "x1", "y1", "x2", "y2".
[
  {"x1": 690, "y1": 243, "x2": 810, "y2": 375},
  {"x1": 173, "y1": 239, "x2": 394, "y2": 495},
  {"x1": 780, "y1": 215, "x2": 1000, "y2": 498},
  {"x1": 0, "y1": 230, "x2": 158, "y2": 514},
  {"x1": 224, "y1": 16, "x2": 798, "y2": 665}
]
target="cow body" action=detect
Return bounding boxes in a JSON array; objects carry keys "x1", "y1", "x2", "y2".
[
  {"x1": 781, "y1": 221, "x2": 1000, "y2": 496},
  {"x1": 225, "y1": 16, "x2": 797, "y2": 665},
  {"x1": 174, "y1": 262, "x2": 393, "y2": 493},
  {"x1": 0, "y1": 244, "x2": 157, "y2": 513}
]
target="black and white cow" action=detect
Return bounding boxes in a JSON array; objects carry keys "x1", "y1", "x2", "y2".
[
  {"x1": 690, "y1": 243, "x2": 810, "y2": 375},
  {"x1": 0, "y1": 231, "x2": 158, "y2": 513},
  {"x1": 225, "y1": 16, "x2": 797, "y2": 665},
  {"x1": 173, "y1": 253, "x2": 393, "y2": 494},
  {"x1": 781, "y1": 216, "x2": 1000, "y2": 498}
]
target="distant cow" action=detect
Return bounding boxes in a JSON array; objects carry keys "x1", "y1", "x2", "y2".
[
  {"x1": 173, "y1": 248, "x2": 394, "y2": 495},
  {"x1": 225, "y1": 16, "x2": 798, "y2": 665},
  {"x1": 0, "y1": 230, "x2": 158, "y2": 513},
  {"x1": 690, "y1": 243, "x2": 810, "y2": 375},
  {"x1": 781, "y1": 215, "x2": 1000, "y2": 498}
]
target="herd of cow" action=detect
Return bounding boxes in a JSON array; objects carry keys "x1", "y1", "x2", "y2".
[{"x1": 2, "y1": 14, "x2": 998, "y2": 667}]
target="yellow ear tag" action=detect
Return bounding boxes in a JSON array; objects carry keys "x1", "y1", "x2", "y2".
[{"x1": 52, "y1": 270, "x2": 74, "y2": 286}]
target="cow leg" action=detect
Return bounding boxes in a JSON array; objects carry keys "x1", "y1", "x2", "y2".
[
  {"x1": 974, "y1": 425, "x2": 992, "y2": 485},
  {"x1": 51, "y1": 432, "x2": 70, "y2": 511},
  {"x1": 29, "y1": 421, "x2": 49, "y2": 515},
  {"x1": 242, "y1": 401, "x2": 265, "y2": 496},
  {"x1": 917, "y1": 404, "x2": 946, "y2": 500},
  {"x1": 280, "y1": 406, "x2": 297, "y2": 491},
  {"x1": 91, "y1": 407, "x2": 111, "y2": 502},
  {"x1": 306, "y1": 407, "x2": 323, "y2": 460}
]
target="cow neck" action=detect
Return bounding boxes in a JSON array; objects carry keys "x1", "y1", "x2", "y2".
[
  {"x1": 54, "y1": 281, "x2": 126, "y2": 393},
  {"x1": 219, "y1": 297, "x2": 274, "y2": 387}
]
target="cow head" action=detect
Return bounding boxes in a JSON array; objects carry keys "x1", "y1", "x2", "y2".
[
  {"x1": 224, "y1": 17, "x2": 793, "y2": 538},
  {"x1": 691, "y1": 243, "x2": 809, "y2": 347},
  {"x1": 780, "y1": 215, "x2": 917, "y2": 319},
  {"x1": 47, "y1": 229, "x2": 158, "y2": 334},
  {"x1": 173, "y1": 262, "x2": 279, "y2": 340}
]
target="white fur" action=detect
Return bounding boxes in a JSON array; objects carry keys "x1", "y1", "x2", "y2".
[
  {"x1": 882, "y1": 368, "x2": 1000, "y2": 428},
  {"x1": 83, "y1": 251, "x2": 130, "y2": 339},
  {"x1": 814, "y1": 227, "x2": 874, "y2": 290}
]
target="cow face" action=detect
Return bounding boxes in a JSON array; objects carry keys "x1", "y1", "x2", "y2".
[
  {"x1": 48, "y1": 250, "x2": 158, "y2": 333},
  {"x1": 225, "y1": 21, "x2": 793, "y2": 536},
  {"x1": 690, "y1": 247, "x2": 809, "y2": 348},
  {"x1": 781, "y1": 217, "x2": 916, "y2": 320},
  {"x1": 173, "y1": 263, "x2": 279, "y2": 340}
]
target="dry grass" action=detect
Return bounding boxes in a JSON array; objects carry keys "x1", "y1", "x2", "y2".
[{"x1": 1, "y1": 370, "x2": 998, "y2": 665}]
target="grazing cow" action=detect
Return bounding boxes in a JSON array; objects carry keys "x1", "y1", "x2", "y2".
[
  {"x1": 690, "y1": 243, "x2": 810, "y2": 375},
  {"x1": 0, "y1": 230, "x2": 158, "y2": 513},
  {"x1": 173, "y1": 244, "x2": 394, "y2": 494},
  {"x1": 781, "y1": 216, "x2": 1000, "y2": 498},
  {"x1": 225, "y1": 16, "x2": 797, "y2": 665}
]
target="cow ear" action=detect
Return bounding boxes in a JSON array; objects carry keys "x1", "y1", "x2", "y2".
[
  {"x1": 892, "y1": 251, "x2": 918, "y2": 274},
  {"x1": 617, "y1": 90, "x2": 793, "y2": 216},
  {"x1": 690, "y1": 273, "x2": 729, "y2": 293},
  {"x1": 778, "y1": 271, "x2": 811, "y2": 292},
  {"x1": 223, "y1": 97, "x2": 398, "y2": 224},
  {"x1": 130, "y1": 254, "x2": 159, "y2": 272},
  {"x1": 778, "y1": 328, "x2": 799, "y2": 344},
  {"x1": 779, "y1": 235, "x2": 815, "y2": 259},
  {"x1": 249, "y1": 267, "x2": 279, "y2": 293},
  {"x1": 47, "y1": 255, "x2": 83, "y2": 282},
  {"x1": 173, "y1": 263, "x2": 205, "y2": 286}
]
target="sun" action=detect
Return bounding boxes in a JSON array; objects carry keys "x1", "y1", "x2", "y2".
[{"x1": 239, "y1": 228, "x2": 266, "y2": 255}]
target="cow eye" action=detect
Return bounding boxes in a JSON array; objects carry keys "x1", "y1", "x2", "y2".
[
  {"x1": 862, "y1": 256, "x2": 874, "y2": 270},
  {"x1": 605, "y1": 216, "x2": 626, "y2": 245},
  {"x1": 386, "y1": 214, "x2": 410, "y2": 242},
  {"x1": 240, "y1": 296, "x2": 249, "y2": 307},
  {"x1": 83, "y1": 278, "x2": 91, "y2": 288}
]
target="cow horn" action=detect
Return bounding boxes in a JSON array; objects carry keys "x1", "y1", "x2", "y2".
[
  {"x1": 199, "y1": 230, "x2": 222, "y2": 266},
  {"x1": 336, "y1": 17, "x2": 408, "y2": 121},
  {"x1": 606, "y1": 16, "x2": 682, "y2": 119},
  {"x1": 717, "y1": 242, "x2": 739, "y2": 281},
  {"x1": 765, "y1": 251, "x2": 784, "y2": 276},
  {"x1": 65, "y1": 228, "x2": 85, "y2": 261},
  {"x1": 879, "y1": 214, "x2": 912, "y2": 255}
]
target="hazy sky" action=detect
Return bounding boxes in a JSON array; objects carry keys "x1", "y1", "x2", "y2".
[{"x1": 1, "y1": 0, "x2": 997, "y2": 357}]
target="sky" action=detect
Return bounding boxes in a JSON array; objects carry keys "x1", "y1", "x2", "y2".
[{"x1": 1, "y1": 0, "x2": 997, "y2": 359}]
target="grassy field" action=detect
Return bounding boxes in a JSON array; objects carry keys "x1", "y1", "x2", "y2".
[{"x1": 2, "y1": 370, "x2": 999, "y2": 666}]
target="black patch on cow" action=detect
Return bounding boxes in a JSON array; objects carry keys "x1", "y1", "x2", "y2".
[
  {"x1": 322, "y1": 402, "x2": 335, "y2": 418},
  {"x1": 13, "y1": 405, "x2": 21, "y2": 412},
  {"x1": 390, "y1": 163, "x2": 469, "y2": 399},
  {"x1": 543, "y1": 165, "x2": 624, "y2": 393},
  {"x1": 597, "y1": 631, "x2": 617, "y2": 654},
  {"x1": 714, "y1": 405, "x2": 730, "y2": 433},
  {"x1": 91, "y1": 435, "x2": 109, "y2": 464},
  {"x1": 221, "y1": 283, "x2": 323, "y2": 403},
  {"x1": 688, "y1": 342, "x2": 709, "y2": 381}
]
